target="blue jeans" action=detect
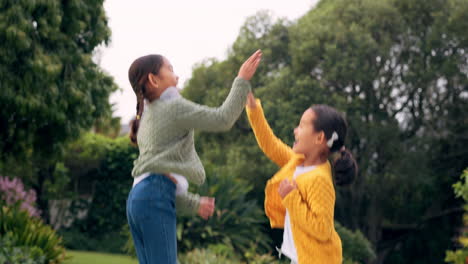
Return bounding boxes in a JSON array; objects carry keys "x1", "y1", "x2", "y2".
[{"x1": 126, "y1": 174, "x2": 177, "y2": 264}]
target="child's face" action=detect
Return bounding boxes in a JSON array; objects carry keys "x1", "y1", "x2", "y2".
[
  {"x1": 293, "y1": 108, "x2": 325, "y2": 155},
  {"x1": 148, "y1": 57, "x2": 179, "y2": 95},
  {"x1": 157, "y1": 57, "x2": 179, "y2": 89}
]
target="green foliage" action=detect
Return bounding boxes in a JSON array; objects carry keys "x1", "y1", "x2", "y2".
[
  {"x1": 61, "y1": 134, "x2": 136, "y2": 253},
  {"x1": 59, "y1": 228, "x2": 127, "y2": 255},
  {"x1": 445, "y1": 249, "x2": 468, "y2": 264},
  {"x1": 0, "y1": 204, "x2": 66, "y2": 264},
  {"x1": 0, "y1": 0, "x2": 117, "y2": 163},
  {"x1": 78, "y1": 136, "x2": 136, "y2": 236},
  {"x1": 0, "y1": 232, "x2": 46, "y2": 264},
  {"x1": 176, "y1": 165, "x2": 271, "y2": 258},
  {"x1": 178, "y1": 245, "x2": 280, "y2": 264},
  {"x1": 453, "y1": 169, "x2": 468, "y2": 202},
  {"x1": 121, "y1": 224, "x2": 136, "y2": 257},
  {"x1": 335, "y1": 222, "x2": 376, "y2": 262},
  {"x1": 178, "y1": 247, "x2": 241, "y2": 264},
  {"x1": 446, "y1": 169, "x2": 468, "y2": 264}
]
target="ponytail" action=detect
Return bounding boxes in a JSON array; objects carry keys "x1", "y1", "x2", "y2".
[
  {"x1": 129, "y1": 90, "x2": 145, "y2": 144},
  {"x1": 333, "y1": 148, "x2": 357, "y2": 186},
  {"x1": 310, "y1": 104, "x2": 358, "y2": 186}
]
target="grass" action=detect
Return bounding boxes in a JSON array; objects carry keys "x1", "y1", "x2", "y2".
[{"x1": 65, "y1": 250, "x2": 138, "y2": 264}]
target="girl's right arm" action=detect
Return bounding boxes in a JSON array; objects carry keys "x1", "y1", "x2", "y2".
[
  {"x1": 174, "y1": 50, "x2": 262, "y2": 132},
  {"x1": 246, "y1": 93, "x2": 295, "y2": 167}
]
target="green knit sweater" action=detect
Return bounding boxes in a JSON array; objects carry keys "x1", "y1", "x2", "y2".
[{"x1": 132, "y1": 77, "x2": 251, "y2": 215}]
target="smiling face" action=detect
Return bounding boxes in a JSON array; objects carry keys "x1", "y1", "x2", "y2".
[{"x1": 293, "y1": 108, "x2": 326, "y2": 155}]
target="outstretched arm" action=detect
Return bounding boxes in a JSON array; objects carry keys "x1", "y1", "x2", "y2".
[
  {"x1": 246, "y1": 93, "x2": 295, "y2": 167},
  {"x1": 175, "y1": 50, "x2": 262, "y2": 132}
]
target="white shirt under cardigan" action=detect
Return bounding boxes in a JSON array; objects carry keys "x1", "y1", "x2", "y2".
[
  {"x1": 132, "y1": 87, "x2": 189, "y2": 196},
  {"x1": 281, "y1": 165, "x2": 317, "y2": 263}
]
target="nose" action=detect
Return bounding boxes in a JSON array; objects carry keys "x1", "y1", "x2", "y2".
[{"x1": 294, "y1": 127, "x2": 298, "y2": 135}]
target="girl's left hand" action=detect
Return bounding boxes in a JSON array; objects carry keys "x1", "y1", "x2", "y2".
[
  {"x1": 278, "y1": 179, "x2": 297, "y2": 199},
  {"x1": 198, "y1": 197, "x2": 215, "y2": 220}
]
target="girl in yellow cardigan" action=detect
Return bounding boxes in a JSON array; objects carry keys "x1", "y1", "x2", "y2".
[{"x1": 246, "y1": 92, "x2": 357, "y2": 264}]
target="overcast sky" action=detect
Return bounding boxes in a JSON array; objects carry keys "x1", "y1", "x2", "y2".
[{"x1": 99, "y1": 0, "x2": 318, "y2": 124}]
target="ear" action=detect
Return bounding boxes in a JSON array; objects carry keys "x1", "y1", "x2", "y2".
[
  {"x1": 147, "y1": 73, "x2": 159, "y2": 89},
  {"x1": 316, "y1": 131, "x2": 326, "y2": 145}
]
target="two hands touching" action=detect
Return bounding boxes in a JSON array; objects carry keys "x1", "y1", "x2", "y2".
[
  {"x1": 199, "y1": 49, "x2": 295, "y2": 218},
  {"x1": 243, "y1": 50, "x2": 297, "y2": 200},
  {"x1": 197, "y1": 50, "x2": 264, "y2": 220}
]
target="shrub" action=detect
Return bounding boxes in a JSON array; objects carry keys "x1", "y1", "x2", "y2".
[
  {"x1": 0, "y1": 204, "x2": 66, "y2": 264},
  {"x1": 335, "y1": 221, "x2": 376, "y2": 263},
  {"x1": 0, "y1": 232, "x2": 46, "y2": 264},
  {"x1": 176, "y1": 166, "x2": 271, "y2": 258},
  {"x1": 178, "y1": 244, "x2": 281, "y2": 264},
  {"x1": 65, "y1": 135, "x2": 136, "y2": 238},
  {"x1": 445, "y1": 169, "x2": 468, "y2": 264},
  {"x1": 178, "y1": 247, "x2": 241, "y2": 264},
  {"x1": 61, "y1": 135, "x2": 136, "y2": 253}
]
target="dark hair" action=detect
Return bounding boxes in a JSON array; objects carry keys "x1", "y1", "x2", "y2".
[
  {"x1": 128, "y1": 54, "x2": 164, "y2": 145},
  {"x1": 310, "y1": 104, "x2": 358, "y2": 186}
]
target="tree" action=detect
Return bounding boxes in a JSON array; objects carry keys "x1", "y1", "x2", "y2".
[{"x1": 0, "y1": 0, "x2": 118, "y2": 221}]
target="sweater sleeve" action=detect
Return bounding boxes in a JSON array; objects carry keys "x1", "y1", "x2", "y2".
[
  {"x1": 174, "y1": 77, "x2": 251, "y2": 132},
  {"x1": 246, "y1": 99, "x2": 295, "y2": 167},
  {"x1": 175, "y1": 191, "x2": 200, "y2": 216},
  {"x1": 282, "y1": 175, "x2": 334, "y2": 242}
]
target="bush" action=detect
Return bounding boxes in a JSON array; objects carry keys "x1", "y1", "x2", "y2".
[
  {"x1": 178, "y1": 247, "x2": 241, "y2": 264},
  {"x1": 445, "y1": 169, "x2": 468, "y2": 264},
  {"x1": 61, "y1": 135, "x2": 136, "y2": 253},
  {"x1": 0, "y1": 204, "x2": 66, "y2": 264},
  {"x1": 176, "y1": 166, "x2": 271, "y2": 258},
  {"x1": 66, "y1": 135, "x2": 136, "y2": 237},
  {"x1": 59, "y1": 227, "x2": 127, "y2": 254},
  {"x1": 178, "y1": 244, "x2": 279, "y2": 264},
  {"x1": 0, "y1": 232, "x2": 46, "y2": 264},
  {"x1": 335, "y1": 221, "x2": 376, "y2": 263}
]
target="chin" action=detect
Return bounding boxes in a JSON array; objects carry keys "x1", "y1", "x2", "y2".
[{"x1": 292, "y1": 146, "x2": 300, "y2": 153}]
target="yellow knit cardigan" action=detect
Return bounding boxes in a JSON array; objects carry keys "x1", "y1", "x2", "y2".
[{"x1": 246, "y1": 100, "x2": 342, "y2": 264}]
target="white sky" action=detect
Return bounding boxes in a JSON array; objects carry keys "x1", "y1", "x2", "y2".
[{"x1": 100, "y1": 0, "x2": 318, "y2": 124}]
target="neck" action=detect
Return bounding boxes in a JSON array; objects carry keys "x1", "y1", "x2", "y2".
[
  {"x1": 302, "y1": 151, "x2": 328, "y2": 167},
  {"x1": 146, "y1": 86, "x2": 168, "y2": 102}
]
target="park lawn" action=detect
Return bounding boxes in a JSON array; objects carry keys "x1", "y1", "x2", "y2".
[{"x1": 65, "y1": 250, "x2": 138, "y2": 264}]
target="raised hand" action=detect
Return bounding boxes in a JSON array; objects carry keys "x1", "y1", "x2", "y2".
[
  {"x1": 246, "y1": 92, "x2": 257, "y2": 109},
  {"x1": 238, "y1": 49, "x2": 262, "y2": 81}
]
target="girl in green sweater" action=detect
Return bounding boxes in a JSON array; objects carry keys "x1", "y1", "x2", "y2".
[{"x1": 126, "y1": 50, "x2": 262, "y2": 263}]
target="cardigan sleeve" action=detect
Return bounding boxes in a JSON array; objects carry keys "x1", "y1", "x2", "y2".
[
  {"x1": 246, "y1": 99, "x2": 295, "y2": 167},
  {"x1": 282, "y1": 175, "x2": 335, "y2": 242},
  {"x1": 174, "y1": 77, "x2": 251, "y2": 132},
  {"x1": 175, "y1": 191, "x2": 200, "y2": 216}
]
